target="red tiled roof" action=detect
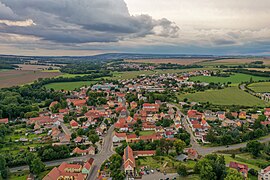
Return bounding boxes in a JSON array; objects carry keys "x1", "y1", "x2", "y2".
[
  {"x1": 70, "y1": 120, "x2": 79, "y2": 127},
  {"x1": 115, "y1": 132, "x2": 127, "y2": 138},
  {"x1": 0, "y1": 118, "x2": 8, "y2": 124}
]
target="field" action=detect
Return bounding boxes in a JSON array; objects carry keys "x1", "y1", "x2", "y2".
[
  {"x1": 0, "y1": 70, "x2": 61, "y2": 88},
  {"x1": 248, "y1": 82, "x2": 270, "y2": 93},
  {"x1": 190, "y1": 73, "x2": 270, "y2": 84},
  {"x1": 178, "y1": 86, "x2": 267, "y2": 106},
  {"x1": 109, "y1": 68, "x2": 216, "y2": 80},
  {"x1": 15, "y1": 64, "x2": 60, "y2": 71},
  {"x1": 44, "y1": 81, "x2": 97, "y2": 91},
  {"x1": 200, "y1": 58, "x2": 270, "y2": 66},
  {"x1": 125, "y1": 58, "x2": 210, "y2": 65}
]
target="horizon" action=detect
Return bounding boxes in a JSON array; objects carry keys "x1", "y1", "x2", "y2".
[{"x1": 0, "y1": 0, "x2": 269, "y2": 56}]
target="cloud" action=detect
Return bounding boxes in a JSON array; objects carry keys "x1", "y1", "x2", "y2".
[
  {"x1": 0, "y1": 19, "x2": 35, "y2": 26},
  {"x1": 0, "y1": 0, "x2": 179, "y2": 44}
]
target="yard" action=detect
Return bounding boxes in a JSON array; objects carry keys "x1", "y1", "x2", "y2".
[
  {"x1": 44, "y1": 80, "x2": 97, "y2": 90},
  {"x1": 136, "y1": 156, "x2": 196, "y2": 174},
  {"x1": 221, "y1": 153, "x2": 269, "y2": 171},
  {"x1": 189, "y1": 73, "x2": 270, "y2": 84},
  {"x1": 139, "y1": 131, "x2": 155, "y2": 136},
  {"x1": 178, "y1": 86, "x2": 268, "y2": 106},
  {"x1": 248, "y1": 82, "x2": 270, "y2": 93}
]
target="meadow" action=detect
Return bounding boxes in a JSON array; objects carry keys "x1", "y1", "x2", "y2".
[
  {"x1": 178, "y1": 86, "x2": 267, "y2": 106},
  {"x1": 248, "y1": 82, "x2": 270, "y2": 93},
  {"x1": 190, "y1": 73, "x2": 270, "y2": 84},
  {"x1": 44, "y1": 81, "x2": 96, "y2": 91}
]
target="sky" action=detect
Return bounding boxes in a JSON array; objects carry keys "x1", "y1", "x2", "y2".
[{"x1": 0, "y1": 0, "x2": 269, "y2": 56}]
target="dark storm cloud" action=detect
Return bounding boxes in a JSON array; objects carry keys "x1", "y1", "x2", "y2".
[{"x1": 0, "y1": 0, "x2": 179, "y2": 43}]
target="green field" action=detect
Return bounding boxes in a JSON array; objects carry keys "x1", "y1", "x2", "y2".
[
  {"x1": 190, "y1": 73, "x2": 270, "y2": 84},
  {"x1": 139, "y1": 131, "x2": 155, "y2": 136},
  {"x1": 44, "y1": 81, "x2": 96, "y2": 90},
  {"x1": 221, "y1": 153, "x2": 269, "y2": 171},
  {"x1": 248, "y1": 82, "x2": 270, "y2": 93},
  {"x1": 178, "y1": 86, "x2": 267, "y2": 106}
]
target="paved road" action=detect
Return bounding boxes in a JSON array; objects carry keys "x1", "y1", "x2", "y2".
[
  {"x1": 87, "y1": 125, "x2": 115, "y2": 180},
  {"x1": 60, "y1": 122, "x2": 71, "y2": 136},
  {"x1": 10, "y1": 155, "x2": 93, "y2": 172},
  {"x1": 10, "y1": 125, "x2": 115, "y2": 176},
  {"x1": 168, "y1": 103, "x2": 270, "y2": 156}
]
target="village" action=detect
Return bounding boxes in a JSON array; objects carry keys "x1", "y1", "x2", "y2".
[{"x1": 1, "y1": 70, "x2": 270, "y2": 180}]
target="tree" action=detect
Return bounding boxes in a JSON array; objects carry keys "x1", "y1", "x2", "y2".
[
  {"x1": 246, "y1": 140, "x2": 262, "y2": 157},
  {"x1": 224, "y1": 169, "x2": 243, "y2": 180},
  {"x1": 177, "y1": 164, "x2": 187, "y2": 177},
  {"x1": 195, "y1": 159, "x2": 217, "y2": 180},
  {"x1": 89, "y1": 134, "x2": 99, "y2": 144},
  {"x1": 31, "y1": 158, "x2": 45, "y2": 175},
  {"x1": 174, "y1": 139, "x2": 186, "y2": 155},
  {"x1": 0, "y1": 155, "x2": 8, "y2": 179}
]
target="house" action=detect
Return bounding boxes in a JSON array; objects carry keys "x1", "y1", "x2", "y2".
[
  {"x1": 112, "y1": 132, "x2": 127, "y2": 143},
  {"x1": 222, "y1": 119, "x2": 236, "y2": 127},
  {"x1": 123, "y1": 146, "x2": 136, "y2": 176},
  {"x1": 217, "y1": 111, "x2": 226, "y2": 120},
  {"x1": 265, "y1": 108, "x2": 270, "y2": 117},
  {"x1": 28, "y1": 116, "x2": 56, "y2": 125},
  {"x1": 185, "y1": 148, "x2": 199, "y2": 160},
  {"x1": 49, "y1": 101, "x2": 58, "y2": 109},
  {"x1": 70, "y1": 120, "x2": 79, "y2": 129},
  {"x1": 229, "y1": 162, "x2": 248, "y2": 179},
  {"x1": 251, "y1": 114, "x2": 259, "y2": 120},
  {"x1": 142, "y1": 103, "x2": 160, "y2": 113},
  {"x1": 239, "y1": 111, "x2": 247, "y2": 119},
  {"x1": 0, "y1": 118, "x2": 8, "y2": 124},
  {"x1": 74, "y1": 136, "x2": 83, "y2": 144},
  {"x1": 231, "y1": 112, "x2": 238, "y2": 119},
  {"x1": 133, "y1": 150, "x2": 156, "y2": 158},
  {"x1": 142, "y1": 123, "x2": 156, "y2": 131},
  {"x1": 72, "y1": 146, "x2": 95, "y2": 156},
  {"x1": 43, "y1": 162, "x2": 86, "y2": 180},
  {"x1": 82, "y1": 158, "x2": 94, "y2": 174},
  {"x1": 126, "y1": 134, "x2": 138, "y2": 143},
  {"x1": 258, "y1": 165, "x2": 270, "y2": 180},
  {"x1": 187, "y1": 110, "x2": 202, "y2": 121},
  {"x1": 130, "y1": 101, "x2": 138, "y2": 109}
]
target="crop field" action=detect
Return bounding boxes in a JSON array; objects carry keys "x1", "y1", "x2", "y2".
[
  {"x1": 178, "y1": 86, "x2": 267, "y2": 106},
  {"x1": 15, "y1": 64, "x2": 60, "y2": 71},
  {"x1": 44, "y1": 81, "x2": 97, "y2": 90},
  {"x1": 200, "y1": 58, "x2": 270, "y2": 66},
  {"x1": 125, "y1": 58, "x2": 210, "y2": 65},
  {"x1": 0, "y1": 70, "x2": 61, "y2": 88},
  {"x1": 248, "y1": 82, "x2": 270, "y2": 93},
  {"x1": 190, "y1": 73, "x2": 270, "y2": 84}
]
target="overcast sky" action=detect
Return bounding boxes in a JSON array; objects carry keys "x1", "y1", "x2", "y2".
[{"x1": 0, "y1": 0, "x2": 269, "y2": 56}]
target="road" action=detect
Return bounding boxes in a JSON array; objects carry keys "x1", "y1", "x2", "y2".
[
  {"x1": 168, "y1": 103, "x2": 270, "y2": 156},
  {"x1": 10, "y1": 125, "x2": 115, "y2": 177},
  {"x1": 87, "y1": 125, "x2": 115, "y2": 180},
  {"x1": 60, "y1": 122, "x2": 71, "y2": 136}
]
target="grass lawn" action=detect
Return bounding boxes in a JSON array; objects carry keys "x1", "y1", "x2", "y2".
[
  {"x1": 139, "y1": 131, "x2": 155, "y2": 136},
  {"x1": 136, "y1": 156, "x2": 196, "y2": 173},
  {"x1": 44, "y1": 81, "x2": 96, "y2": 90},
  {"x1": 248, "y1": 82, "x2": 270, "y2": 93},
  {"x1": 178, "y1": 86, "x2": 268, "y2": 106},
  {"x1": 190, "y1": 73, "x2": 270, "y2": 84},
  {"x1": 221, "y1": 153, "x2": 269, "y2": 171}
]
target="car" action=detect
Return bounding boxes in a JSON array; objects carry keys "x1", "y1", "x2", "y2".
[
  {"x1": 146, "y1": 170, "x2": 150, "y2": 174},
  {"x1": 156, "y1": 168, "x2": 160, "y2": 172},
  {"x1": 165, "y1": 178, "x2": 169, "y2": 180},
  {"x1": 226, "y1": 145, "x2": 229, "y2": 148},
  {"x1": 163, "y1": 171, "x2": 166, "y2": 175},
  {"x1": 150, "y1": 169, "x2": 154, "y2": 174}
]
